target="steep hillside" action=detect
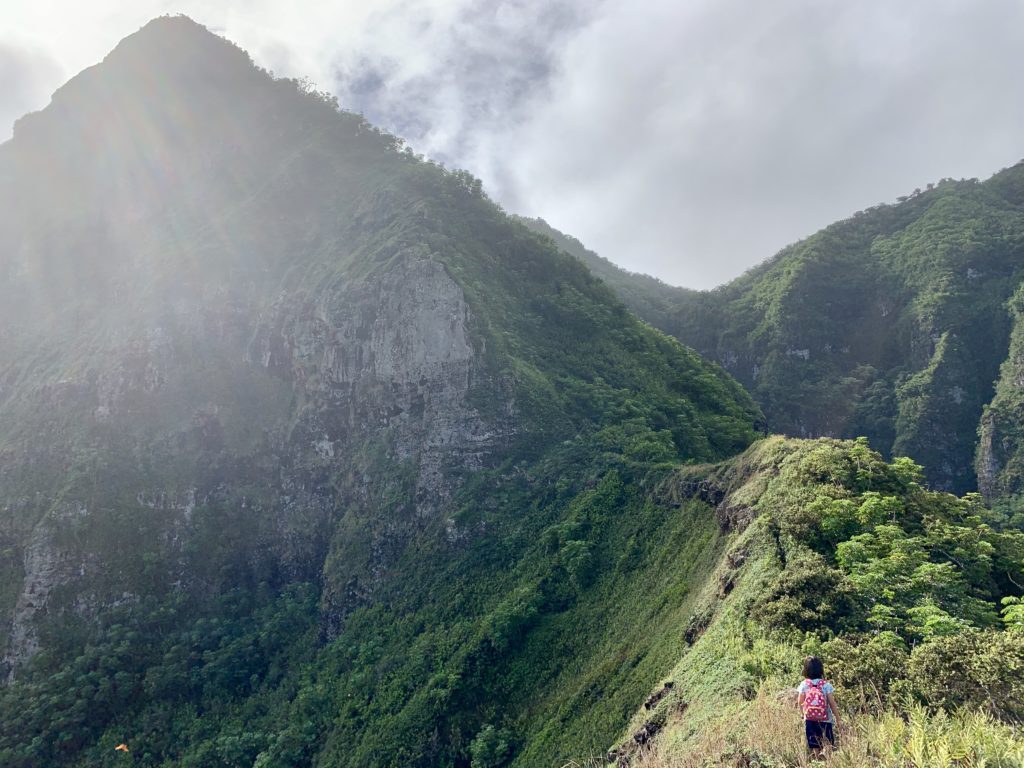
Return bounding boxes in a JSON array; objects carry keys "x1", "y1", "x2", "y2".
[
  {"x1": 530, "y1": 167, "x2": 1024, "y2": 495},
  {"x1": 0, "y1": 17, "x2": 761, "y2": 767},
  {"x1": 978, "y1": 281, "x2": 1024, "y2": 509},
  {"x1": 608, "y1": 437, "x2": 1024, "y2": 767}
]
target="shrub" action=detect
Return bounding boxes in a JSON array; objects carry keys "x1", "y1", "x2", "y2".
[
  {"x1": 907, "y1": 629, "x2": 1024, "y2": 721},
  {"x1": 1002, "y1": 596, "x2": 1024, "y2": 631},
  {"x1": 752, "y1": 548, "x2": 860, "y2": 632},
  {"x1": 469, "y1": 725, "x2": 514, "y2": 768},
  {"x1": 820, "y1": 631, "x2": 909, "y2": 707}
]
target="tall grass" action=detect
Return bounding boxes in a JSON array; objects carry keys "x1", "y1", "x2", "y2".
[{"x1": 631, "y1": 686, "x2": 1024, "y2": 768}]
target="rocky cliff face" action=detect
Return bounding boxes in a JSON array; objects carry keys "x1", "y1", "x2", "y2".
[
  {"x1": 246, "y1": 253, "x2": 517, "y2": 634},
  {"x1": 250, "y1": 255, "x2": 513, "y2": 519},
  {"x1": 0, "y1": 18, "x2": 525, "y2": 673},
  {"x1": 0, "y1": 20, "x2": 761, "y2": 765},
  {"x1": 0, "y1": 250, "x2": 514, "y2": 672},
  {"x1": 976, "y1": 283, "x2": 1024, "y2": 502}
]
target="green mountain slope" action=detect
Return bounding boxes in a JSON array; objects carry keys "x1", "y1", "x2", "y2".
[
  {"x1": 513, "y1": 217, "x2": 698, "y2": 334},
  {"x1": 0, "y1": 17, "x2": 760, "y2": 767},
  {"x1": 608, "y1": 437, "x2": 1024, "y2": 766},
  {"x1": 528, "y1": 167, "x2": 1024, "y2": 496}
]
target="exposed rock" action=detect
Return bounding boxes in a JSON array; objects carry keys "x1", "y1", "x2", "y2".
[
  {"x1": 632, "y1": 714, "x2": 665, "y2": 745},
  {"x1": 644, "y1": 681, "x2": 674, "y2": 710},
  {"x1": 673, "y1": 477, "x2": 726, "y2": 507},
  {"x1": 605, "y1": 744, "x2": 634, "y2": 767},
  {"x1": 249, "y1": 255, "x2": 514, "y2": 520},
  {"x1": 684, "y1": 607, "x2": 713, "y2": 645},
  {"x1": 95, "y1": 326, "x2": 175, "y2": 415},
  {"x1": 726, "y1": 548, "x2": 748, "y2": 569},
  {"x1": 716, "y1": 500, "x2": 755, "y2": 532},
  {"x1": 604, "y1": 715, "x2": 667, "y2": 768},
  {"x1": 3, "y1": 504, "x2": 91, "y2": 679},
  {"x1": 976, "y1": 410, "x2": 1001, "y2": 499},
  {"x1": 718, "y1": 571, "x2": 737, "y2": 597}
]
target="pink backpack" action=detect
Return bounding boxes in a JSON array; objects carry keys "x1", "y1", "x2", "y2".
[{"x1": 802, "y1": 679, "x2": 829, "y2": 722}]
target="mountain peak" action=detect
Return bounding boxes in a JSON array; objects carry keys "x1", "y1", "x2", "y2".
[
  {"x1": 13, "y1": 15, "x2": 260, "y2": 142},
  {"x1": 0, "y1": 18, "x2": 765, "y2": 765},
  {"x1": 100, "y1": 15, "x2": 252, "y2": 75}
]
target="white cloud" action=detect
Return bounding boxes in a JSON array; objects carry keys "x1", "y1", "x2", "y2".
[{"x1": 464, "y1": 0, "x2": 1024, "y2": 287}]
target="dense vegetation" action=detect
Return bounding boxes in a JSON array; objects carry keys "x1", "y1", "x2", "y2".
[
  {"x1": 515, "y1": 217, "x2": 698, "y2": 335},
  {"x1": 0, "y1": 448, "x2": 728, "y2": 767},
  {"x1": 612, "y1": 437, "x2": 1024, "y2": 766},
  {"x1": 979, "y1": 282, "x2": 1024, "y2": 509},
  {"x1": 521, "y1": 153, "x2": 1024, "y2": 767}
]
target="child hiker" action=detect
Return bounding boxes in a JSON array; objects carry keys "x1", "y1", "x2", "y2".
[{"x1": 797, "y1": 655, "x2": 840, "y2": 754}]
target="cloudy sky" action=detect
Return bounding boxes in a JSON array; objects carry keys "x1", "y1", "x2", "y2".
[{"x1": 4, "y1": 1, "x2": 1024, "y2": 289}]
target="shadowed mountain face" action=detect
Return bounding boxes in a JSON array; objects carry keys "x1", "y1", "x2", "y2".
[
  {"x1": 0, "y1": 17, "x2": 761, "y2": 767},
  {"x1": 526, "y1": 162, "x2": 1024, "y2": 496}
]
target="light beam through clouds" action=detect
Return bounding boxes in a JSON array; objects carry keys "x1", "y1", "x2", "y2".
[{"x1": 3, "y1": 0, "x2": 1024, "y2": 288}]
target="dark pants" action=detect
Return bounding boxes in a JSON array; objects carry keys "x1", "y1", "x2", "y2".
[{"x1": 805, "y1": 719, "x2": 835, "y2": 750}]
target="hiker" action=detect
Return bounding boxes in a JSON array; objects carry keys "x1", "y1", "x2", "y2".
[{"x1": 796, "y1": 655, "x2": 840, "y2": 754}]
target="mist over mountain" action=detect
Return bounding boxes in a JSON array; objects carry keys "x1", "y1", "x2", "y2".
[{"x1": 1, "y1": 15, "x2": 1023, "y2": 768}]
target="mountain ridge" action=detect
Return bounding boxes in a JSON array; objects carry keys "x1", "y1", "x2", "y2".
[
  {"x1": 527, "y1": 159, "x2": 1024, "y2": 495},
  {"x1": 0, "y1": 17, "x2": 761, "y2": 766}
]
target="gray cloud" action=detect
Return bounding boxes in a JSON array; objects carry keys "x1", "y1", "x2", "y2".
[
  {"x1": 326, "y1": 0, "x2": 1024, "y2": 288},
  {"x1": 5, "y1": 1, "x2": 1024, "y2": 288},
  {"x1": 329, "y1": 1, "x2": 592, "y2": 166}
]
